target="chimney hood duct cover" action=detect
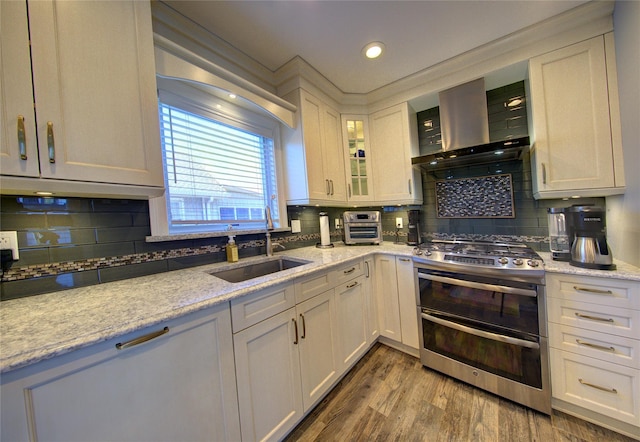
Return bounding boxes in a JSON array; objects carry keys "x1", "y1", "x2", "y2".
[
  {"x1": 439, "y1": 78, "x2": 490, "y2": 151},
  {"x1": 412, "y1": 77, "x2": 530, "y2": 171}
]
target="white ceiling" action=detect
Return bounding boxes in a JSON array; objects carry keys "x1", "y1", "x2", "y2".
[{"x1": 163, "y1": 0, "x2": 589, "y2": 95}]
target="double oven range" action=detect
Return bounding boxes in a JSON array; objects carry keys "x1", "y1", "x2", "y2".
[{"x1": 413, "y1": 240, "x2": 551, "y2": 414}]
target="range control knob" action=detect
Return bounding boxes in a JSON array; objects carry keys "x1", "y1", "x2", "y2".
[
  {"x1": 498, "y1": 257, "x2": 509, "y2": 265},
  {"x1": 424, "y1": 250, "x2": 432, "y2": 256},
  {"x1": 527, "y1": 259, "x2": 540, "y2": 268},
  {"x1": 513, "y1": 258, "x2": 524, "y2": 266}
]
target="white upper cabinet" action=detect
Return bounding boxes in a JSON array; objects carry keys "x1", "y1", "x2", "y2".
[
  {"x1": 1, "y1": 0, "x2": 164, "y2": 198},
  {"x1": 282, "y1": 88, "x2": 347, "y2": 205},
  {"x1": 527, "y1": 33, "x2": 625, "y2": 199},
  {"x1": 342, "y1": 115, "x2": 375, "y2": 204},
  {"x1": 369, "y1": 103, "x2": 423, "y2": 205}
]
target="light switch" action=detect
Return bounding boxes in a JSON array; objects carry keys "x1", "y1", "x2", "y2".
[
  {"x1": 291, "y1": 219, "x2": 301, "y2": 233},
  {"x1": 395, "y1": 217, "x2": 403, "y2": 229}
]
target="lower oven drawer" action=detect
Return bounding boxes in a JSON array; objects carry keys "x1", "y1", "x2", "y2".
[
  {"x1": 550, "y1": 348, "x2": 640, "y2": 426},
  {"x1": 421, "y1": 311, "x2": 543, "y2": 388}
]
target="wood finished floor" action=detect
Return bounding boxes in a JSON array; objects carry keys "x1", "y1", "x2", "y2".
[{"x1": 284, "y1": 343, "x2": 637, "y2": 442}]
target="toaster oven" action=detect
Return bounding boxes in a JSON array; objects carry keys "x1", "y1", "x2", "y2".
[{"x1": 343, "y1": 211, "x2": 383, "y2": 245}]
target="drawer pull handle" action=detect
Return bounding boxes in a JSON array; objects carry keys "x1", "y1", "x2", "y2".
[
  {"x1": 578, "y1": 378, "x2": 618, "y2": 394},
  {"x1": 542, "y1": 163, "x2": 547, "y2": 185},
  {"x1": 343, "y1": 267, "x2": 356, "y2": 275},
  {"x1": 292, "y1": 318, "x2": 299, "y2": 345},
  {"x1": 46, "y1": 122, "x2": 55, "y2": 163},
  {"x1": 574, "y1": 313, "x2": 614, "y2": 323},
  {"x1": 346, "y1": 281, "x2": 358, "y2": 289},
  {"x1": 300, "y1": 314, "x2": 306, "y2": 339},
  {"x1": 365, "y1": 260, "x2": 370, "y2": 278},
  {"x1": 573, "y1": 286, "x2": 614, "y2": 295},
  {"x1": 115, "y1": 327, "x2": 169, "y2": 350},
  {"x1": 17, "y1": 115, "x2": 27, "y2": 160},
  {"x1": 576, "y1": 339, "x2": 615, "y2": 353},
  {"x1": 399, "y1": 257, "x2": 411, "y2": 262}
]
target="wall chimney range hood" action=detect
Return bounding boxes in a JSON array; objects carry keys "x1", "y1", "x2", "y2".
[{"x1": 412, "y1": 78, "x2": 529, "y2": 171}]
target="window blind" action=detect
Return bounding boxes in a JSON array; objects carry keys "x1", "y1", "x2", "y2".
[{"x1": 159, "y1": 103, "x2": 279, "y2": 233}]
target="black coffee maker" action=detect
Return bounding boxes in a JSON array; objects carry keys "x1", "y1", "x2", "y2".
[
  {"x1": 567, "y1": 205, "x2": 616, "y2": 270},
  {"x1": 407, "y1": 210, "x2": 422, "y2": 245}
]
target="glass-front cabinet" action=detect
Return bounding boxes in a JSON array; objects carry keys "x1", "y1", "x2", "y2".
[{"x1": 342, "y1": 115, "x2": 374, "y2": 203}]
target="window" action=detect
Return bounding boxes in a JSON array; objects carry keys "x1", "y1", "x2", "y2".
[{"x1": 155, "y1": 83, "x2": 281, "y2": 235}]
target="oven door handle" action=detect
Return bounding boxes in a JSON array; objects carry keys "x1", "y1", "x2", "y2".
[
  {"x1": 418, "y1": 273, "x2": 538, "y2": 298},
  {"x1": 422, "y1": 312, "x2": 540, "y2": 350}
]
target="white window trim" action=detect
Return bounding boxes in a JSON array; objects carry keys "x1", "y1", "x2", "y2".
[{"x1": 148, "y1": 78, "x2": 290, "y2": 241}]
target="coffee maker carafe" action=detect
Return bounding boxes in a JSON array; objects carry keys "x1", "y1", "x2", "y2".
[
  {"x1": 547, "y1": 207, "x2": 571, "y2": 261},
  {"x1": 407, "y1": 210, "x2": 422, "y2": 245},
  {"x1": 567, "y1": 205, "x2": 616, "y2": 270}
]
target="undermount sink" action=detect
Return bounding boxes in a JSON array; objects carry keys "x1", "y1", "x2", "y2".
[{"x1": 208, "y1": 257, "x2": 310, "y2": 283}]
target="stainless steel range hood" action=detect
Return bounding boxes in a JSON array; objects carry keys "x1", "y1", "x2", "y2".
[{"x1": 412, "y1": 78, "x2": 529, "y2": 171}]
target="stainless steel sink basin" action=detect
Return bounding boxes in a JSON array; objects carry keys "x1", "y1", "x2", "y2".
[{"x1": 208, "y1": 257, "x2": 310, "y2": 283}]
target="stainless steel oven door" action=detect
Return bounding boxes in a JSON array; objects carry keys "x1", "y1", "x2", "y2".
[
  {"x1": 420, "y1": 310, "x2": 543, "y2": 388},
  {"x1": 344, "y1": 222, "x2": 381, "y2": 244},
  {"x1": 417, "y1": 268, "x2": 541, "y2": 335}
]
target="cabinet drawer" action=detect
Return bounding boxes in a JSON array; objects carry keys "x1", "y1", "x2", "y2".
[
  {"x1": 295, "y1": 271, "x2": 335, "y2": 304},
  {"x1": 231, "y1": 282, "x2": 295, "y2": 332},
  {"x1": 547, "y1": 297, "x2": 640, "y2": 339},
  {"x1": 334, "y1": 259, "x2": 364, "y2": 285},
  {"x1": 546, "y1": 273, "x2": 640, "y2": 310},
  {"x1": 549, "y1": 322, "x2": 640, "y2": 369},
  {"x1": 550, "y1": 348, "x2": 639, "y2": 427}
]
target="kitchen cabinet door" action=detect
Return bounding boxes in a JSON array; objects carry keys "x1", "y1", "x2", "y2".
[
  {"x1": 364, "y1": 257, "x2": 380, "y2": 343},
  {"x1": 0, "y1": 1, "x2": 39, "y2": 178},
  {"x1": 297, "y1": 290, "x2": 340, "y2": 410},
  {"x1": 342, "y1": 115, "x2": 375, "y2": 203},
  {"x1": 282, "y1": 89, "x2": 347, "y2": 205},
  {"x1": 369, "y1": 102, "x2": 422, "y2": 205},
  {"x1": 0, "y1": 304, "x2": 241, "y2": 442},
  {"x1": 1, "y1": 0, "x2": 164, "y2": 197},
  {"x1": 396, "y1": 256, "x2": 420, "y2": 350},
  {"x1": 334, "y1": 275, "x2": 369, "y2": 370},
  {"x1": 374, "y1": 254, "x2": 403, "y2": 341},
  {"x1": 528, "y1": 33, "x2": 625, "y2": 199},
  {"x1": 234, "y1": 308, "x2": 304, "y2": 442}
]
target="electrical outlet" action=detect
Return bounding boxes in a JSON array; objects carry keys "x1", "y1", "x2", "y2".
[
  {"x1": 0, "y1": 231, "x2": 19, "y2": 260},
  {"x1": 395, "y1": 217, "x2": 403, "y2": 229},
  {"x1": 335, "y1": 218, "x2": 341, "y2": 229}
]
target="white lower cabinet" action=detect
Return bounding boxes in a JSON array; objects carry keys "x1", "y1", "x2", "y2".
[
  {"x1": 374, "y1": 255, "x2": 419, "y2": 350},
  {"x1": 363, "y1": 257, "x2": 380, "y2": 343},
  {"x1": 546, "y1": 273, "x2": 640, "y2": 439},
  {"x1": 0, "y1": 303, "x2": 241, "y2": 442},
  {"x1": 335, "y1": 275, "x2": 369, "y2": 369},
  {"x1": 232, "y1": 260, "x2": 369, "y2": 441},
  {"x1": 233, "y1": 307, "x2": 305, "y2": 442}
]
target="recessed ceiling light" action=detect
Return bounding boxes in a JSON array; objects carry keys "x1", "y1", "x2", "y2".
[{"x1": 362, "y1": 41, "x2": 385, "y2": 59}]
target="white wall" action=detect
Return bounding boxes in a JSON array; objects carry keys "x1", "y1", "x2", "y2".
[{"x1": 607, "y1": 0, "x2": 640, "y2": 267}]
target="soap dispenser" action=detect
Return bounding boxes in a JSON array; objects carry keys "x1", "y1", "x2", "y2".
[{"x1": 226, "y1": 235, "x2": 238, "y2": 263}]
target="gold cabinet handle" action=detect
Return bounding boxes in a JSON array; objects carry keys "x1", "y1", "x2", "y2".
[
  {"x1": 541, "y1": 163, "x2": 547, "y2": 184},
  {"x1": 115, "y1": 327, "x2": 169, "y2": 350},
  {"x1": 364, "y1": 260, "x2": 370, "y2": 278},
  {"x1": 46, "y1": 121, "x2": 55, "y2": 163},
  {"x1": 408, "y1": 179, "x2": 412, "y2": 195},
  {"x1": 399, "y1": 257, "x2": 411, "y2": 262},
  {"x1": 343, "y1": 267, "x2": 356, "y2": 275},
  {"x1": 325, "y1": 179, "x2": 330, "y2": 195},
  {"x1": 300, "y1": 314, "x2": 306, "y2": 339},
  {"x1": 292, "y1": 318, "x2": 299, "y2": 345},
  {"x1": 576, "y1": 339, "x2": 615, "y2": 353},
  {"x1": 330, "y1": 179, "x2": 334, "y2": 195},
  {"x1": 574, "y1": 312, "x2": 614, "y2": 323},
  {"x1": 578, "y1": 378, "x2": 618, "y2": 394},
  {"x1": 573, "y1": 286, "x2": 614, "y2": 296},
  {"x1": 346, "y1": 281, "x2": 358, "y2": 289},
  {"x1": 17, "y1": 116, "x2": 27, "y2": 160},
  {"x1": 348, "y1": 184, "x2": 352, "y2": 198}
]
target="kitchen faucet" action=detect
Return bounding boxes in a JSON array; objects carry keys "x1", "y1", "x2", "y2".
[{"x1": 265, "y1": 207, "x2": 285, "y2": 256}]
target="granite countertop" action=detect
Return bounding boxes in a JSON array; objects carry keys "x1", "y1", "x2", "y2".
[{"x1": 2, "y1": 243, "x2": 639, "y2": 375}]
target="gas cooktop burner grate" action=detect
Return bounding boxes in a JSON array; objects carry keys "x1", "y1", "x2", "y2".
[{"x1": 413, "y1": 239, "x2": 544, "y2": 273}]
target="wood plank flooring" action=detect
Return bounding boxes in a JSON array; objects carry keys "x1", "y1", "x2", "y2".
[{"x1": 284, "y1": 343, "x2": 637, "y2": 442}]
